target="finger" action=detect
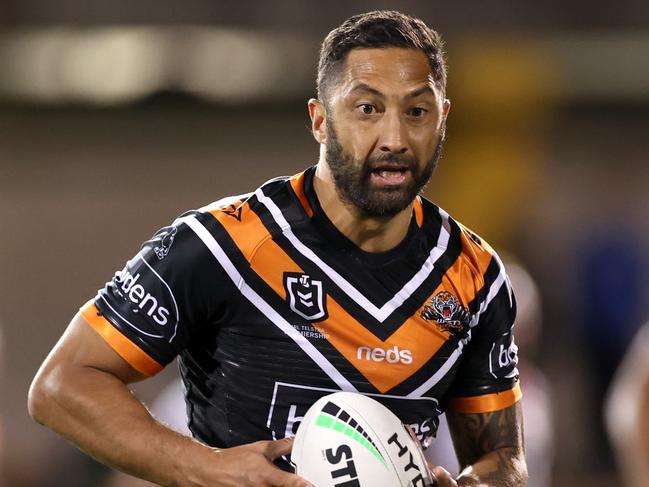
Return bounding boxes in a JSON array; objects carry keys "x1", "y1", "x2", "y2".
[
  {"x1": 431, "y1": 466, "x2": 457, "y2": 487},
  {"x1": 404, "y1": 424, "x2": 420, "y2": 444},
  {"x1": 262, "y1": 437, "x2": 294, "y2": 459},
  {"x1": 265, "y1": 467, "x2": 314, "y2": 487}
]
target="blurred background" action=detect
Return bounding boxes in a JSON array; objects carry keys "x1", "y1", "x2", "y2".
[{"x1": 1, "y1": 1, "x2": 648, "y2": 486}]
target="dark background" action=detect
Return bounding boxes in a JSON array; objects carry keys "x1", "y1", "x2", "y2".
[{"x1": 1, "y1": 2, "x2": 648, "y2": 486}]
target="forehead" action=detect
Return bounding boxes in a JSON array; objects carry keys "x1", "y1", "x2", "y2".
[{"x1": 337, "y1": 47, "x2": 436, "y2": 96}]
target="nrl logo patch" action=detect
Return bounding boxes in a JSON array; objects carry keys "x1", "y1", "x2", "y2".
[
  {"x1": 420, "y1": 291, "x2": 470, "y2": 335},
  {"x1": 284, "y1": 272, "x2": 328, "y2": 321}
]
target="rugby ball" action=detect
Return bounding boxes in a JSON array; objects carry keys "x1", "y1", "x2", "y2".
[{"x1": 291, "y1": 392, "x2": 434, "y2": 487}]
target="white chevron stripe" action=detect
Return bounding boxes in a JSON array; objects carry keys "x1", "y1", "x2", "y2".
[
  {"x1": 255, "y1": 188, "x2": 451, "y2": 322},
  {"x1": 406, "y1": 333, "x2": 470, "y2": 399},
  {"x1": 178, "y1": 215, "x2": 358, "y2": 393},
  {"x1": 469, "y1": 267, "x2": 507, "y2": 328}
]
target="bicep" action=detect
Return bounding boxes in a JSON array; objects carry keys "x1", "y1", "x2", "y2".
[
  {"x1": 446, "y1": 401, "x2": 524, "y2": 469},
  {"x1": 38, "y1": 312, "x2": 147, "y2": 386},
  {"x1": 29, "y1": 311, "x2": 147, "y2": 427}
]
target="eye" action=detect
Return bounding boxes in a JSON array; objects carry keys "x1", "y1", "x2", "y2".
[
  {"x1": 409, "y1": 106, "x2": 427, "y2": 117},
  {"x1": 358, "y1": 104, "x2": 376, "y2": 115}
]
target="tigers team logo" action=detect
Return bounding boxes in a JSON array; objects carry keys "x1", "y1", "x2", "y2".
[{"x1": 420, "y1": 291, "x2": 470, "y2": 335}]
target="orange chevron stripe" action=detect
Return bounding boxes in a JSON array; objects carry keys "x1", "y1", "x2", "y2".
[
  {"x1": 211, "y1": 188, "x2": 499, "y2": 393},
  {"x1": 290, "y1": 171, "x2": 314, "y2": 217},
  {"x1": 414, "y1": 196, "x2": 424, "y2": 227},
  {"x1": 430, "y1": 227, "x2": 495, "y2": 312},
  {"x1": 314, "y1": 299, "x2": 449, "y2": 393},
  {"x1": 318, "y1": 229, "x2": 497, "y2": 393},
  {"x1": 212, "y1": 200, "x2": 304, "y2": 299}
]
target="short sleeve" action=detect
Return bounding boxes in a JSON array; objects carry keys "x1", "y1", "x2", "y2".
[
  {"x1": 447, "y1": 256, "x2": 522, "y2": 413},
  {"x1": 81, "y1": 214, "x2": 226, "y2": 376}
]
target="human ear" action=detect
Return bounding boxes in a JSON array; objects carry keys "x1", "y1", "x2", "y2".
[
  {"x1": 441, "y1": 98, "x2": 451, "y2": 138},
  {"x1": 308, "y1": 98, "x2": 327, "y2": 144},
  {"x1": 442, "y1": 98, "x2": 451, "y2": 122}
]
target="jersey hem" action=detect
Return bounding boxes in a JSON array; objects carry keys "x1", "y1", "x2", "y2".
[
  {"x1": 447, "y1": 382, "x2": 522, "y2": 413},
  {"x1": 80, "y1": 300, "x2": 163, "y2": 377}
]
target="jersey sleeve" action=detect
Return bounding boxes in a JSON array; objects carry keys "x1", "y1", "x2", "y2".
[
  {"x1": 446, "y1": 253, "x2": 522, "y2": 413},
  {"x1": 81, "y1": 212, "x2": 227, "y2": 376}
]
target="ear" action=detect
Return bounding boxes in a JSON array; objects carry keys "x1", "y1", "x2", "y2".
[
  {"x1": 442, "y1": 98, "x2": 451, "y2": 121},
  {"x1": 308, "y1": 98, "x2": 327, "y2": 145},
  {"x1": 441, "y1": 98, "x2": 451, "y2": 138}
]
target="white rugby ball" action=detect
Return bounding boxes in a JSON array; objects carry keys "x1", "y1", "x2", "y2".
[{"x1": 291, "y1": 392, "x2": 434, "y2": 487}]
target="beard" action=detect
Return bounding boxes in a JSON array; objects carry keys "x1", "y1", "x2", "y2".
[{"x1": 325, "y1": 118, "x2": 444, "y2": 219}]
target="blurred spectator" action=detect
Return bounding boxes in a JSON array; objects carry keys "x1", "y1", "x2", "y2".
[
  {"x1": 605, "y1": 321, "x2": 649, "y2": 487},
  {"x1": 426, "y1": 259, "x2": 554, "y2": 487},
  {"x1": 577, "y1": 233, "x2": 646, "y2": 468}
]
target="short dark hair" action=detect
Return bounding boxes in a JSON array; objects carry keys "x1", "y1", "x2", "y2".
[{"x1": 317, "y1": 10, "x2": 447, "y2": 102}]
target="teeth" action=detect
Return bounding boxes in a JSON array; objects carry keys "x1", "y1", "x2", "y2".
[{"x1": 379, "y1": 170, "x2": 402, "y2": 177}]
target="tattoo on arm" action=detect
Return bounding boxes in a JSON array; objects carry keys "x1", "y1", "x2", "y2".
[
  {"x1": 446, "y1": 402, "x2": 527, "y2": 486},
  {"x1": 447, "y1": 402, "x2": 523, "y2": 467}
]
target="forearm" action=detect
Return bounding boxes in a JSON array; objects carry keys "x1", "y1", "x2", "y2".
[
  {"x1": 445, "y1": 402, "x2": 527, "y2": 487},
  {"x1": 29, "y1": 314, "x2": 306, "y2": 487},
  {"x1": 29, "y1": 364, "x2": 209, "y2": 487},
  {"x1": 456, "y1": 447, "x2": 527, "y2": 487}
]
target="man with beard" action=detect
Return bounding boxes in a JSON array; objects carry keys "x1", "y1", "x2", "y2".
[{"x1": 29, "y1": 10, "x2": 526, "y2": 487}]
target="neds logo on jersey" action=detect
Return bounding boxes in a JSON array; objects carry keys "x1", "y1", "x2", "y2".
[
  {"x1": 357, "y1": 346, "x2": 413, "y2": 364},
  {"x1": 110, "y1": 254, "x2": 179, "y2": 338}
]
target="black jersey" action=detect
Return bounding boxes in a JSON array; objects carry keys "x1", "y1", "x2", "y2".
[{"x1": 81, "y1": 166, "x2": 520, "y2": 460}]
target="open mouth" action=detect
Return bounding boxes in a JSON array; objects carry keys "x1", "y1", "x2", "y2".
[{"x1": 370, "y1": 165, "x2": 410, "y2": 186}]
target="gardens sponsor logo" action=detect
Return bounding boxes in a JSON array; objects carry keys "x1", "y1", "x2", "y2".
[
  {"x1": 107, "y1": 253, "x2": 180, "y2": 340},
  {"x1": 115, "y1": 268, "x2": 171, "y2": 326}
]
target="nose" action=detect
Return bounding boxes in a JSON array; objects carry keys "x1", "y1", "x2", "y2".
[{"x1": 379, "y1": 111, "x2": 407, "y2": 154}]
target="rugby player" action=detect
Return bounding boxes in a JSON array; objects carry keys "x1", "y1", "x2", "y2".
[{"x1": 28, "y1": 10, "x2": 527, "y2": 487}]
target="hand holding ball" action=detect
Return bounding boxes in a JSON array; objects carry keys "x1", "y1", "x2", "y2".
[{"x1": 291, "y1": 392, "x2": 435, "y2": 486}]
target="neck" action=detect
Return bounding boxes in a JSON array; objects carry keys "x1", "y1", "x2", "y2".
[{"x1": 313, "y1": 161, "x2": 414, "y2": 253}]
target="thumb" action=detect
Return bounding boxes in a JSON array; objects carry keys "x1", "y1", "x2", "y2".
[
  {"x1": 263, "y1": 437, "x2": 294, "y2": 459},
  {"x1": 431, "y1": 466, "x2": 456, "y2": 486}
]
